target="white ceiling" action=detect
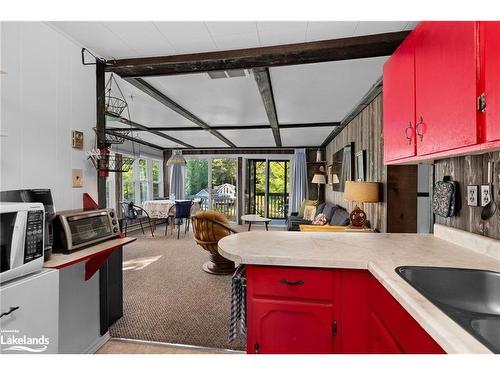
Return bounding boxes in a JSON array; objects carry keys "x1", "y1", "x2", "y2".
[{"x1": 50, "y1": 21, "x2": 418, "y2": 149}]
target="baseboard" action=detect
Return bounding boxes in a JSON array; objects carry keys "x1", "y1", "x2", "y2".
[{"x1": 85, "y1": 332, "x2": 111, "y2": 354}]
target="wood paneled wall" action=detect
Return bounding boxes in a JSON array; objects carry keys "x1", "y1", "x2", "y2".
[
  {"x1": 434, "y1": 151, "x2": 500, "y2": 240},
  {"x1": 325, "y1": 94, "x2": 387, "y2": 232}
]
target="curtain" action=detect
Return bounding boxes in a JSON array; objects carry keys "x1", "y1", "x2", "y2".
[
  {"x1": 169, "y1": 151, "x2": 185, "y2": 200},
  {"x1": 289, "y1": 148, "x2": 308, "y2": 214}
]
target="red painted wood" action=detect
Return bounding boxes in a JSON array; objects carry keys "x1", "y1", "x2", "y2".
[
  {"x1": 248, "y1": 298, "x2": 333, "y2": 354},
  {"x1": 482, "y1": 22, "x2": 500, "y2": 142},
  {"x1": 369, "y1": 275, "x2": 445, "y2": 354},
  {"x1": 85, "y1": 249, "x2": 113, "y2": 280},
  {"x1": 247, "y1": 265, "x2": 334, "y2": 302},
  {"x1": 383, "y1": 32, "x2": 416, "y2": 162},
  {"x1": 83, "y1": 193, "x2": 99, "y2": 210},
  {"x1": 414, "y1": 21, "x2": 479, "y2": 155},
  {"x1": 338, "y1": 269, "x2": 371, "y2": 353},
  {"x1": 369, "y1": 311, "x2": 404, "y2": 354}
]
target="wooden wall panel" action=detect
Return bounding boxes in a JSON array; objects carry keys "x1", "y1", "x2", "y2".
[
  {"x1": 434, "y1": 152, "x2": 500, "y2": 240},
  {"x1": 325, "y1": 94, "x2": 387, "y2": 232}
]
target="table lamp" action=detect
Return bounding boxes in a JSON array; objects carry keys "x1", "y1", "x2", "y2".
[
  {"x1": 312, "y1": 173, "x2": 326, "y2": 201},
  {"x1": 344, "y1": 181, "x2": 380, "y2": 228}
]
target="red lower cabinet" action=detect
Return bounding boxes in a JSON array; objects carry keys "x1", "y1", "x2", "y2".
[{"x1": 245, "y1": 265, "x2": 445, "y2": 354}]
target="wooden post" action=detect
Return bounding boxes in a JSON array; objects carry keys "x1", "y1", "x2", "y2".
[
  {"x1": 96, "y1": 60, "x2": 107, "y2": 209},
  {"x1": 163, "y1": 150, "x2": 172, "y2": 198}
]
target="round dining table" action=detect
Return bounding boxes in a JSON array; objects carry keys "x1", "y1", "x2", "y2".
[{"x1": 142, "y1": 199, "x2": 176, "y2": 235}]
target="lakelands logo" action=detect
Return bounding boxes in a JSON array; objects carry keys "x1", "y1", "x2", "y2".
[{"x1": 1, "y1": 329, "x2": 50, "y2": 353}]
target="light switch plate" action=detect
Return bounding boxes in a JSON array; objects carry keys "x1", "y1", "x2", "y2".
[
  {"x1": 72, "y1": 169, "x2": 83, "y2": 188},
  {"x1": 481, "y1": 184, "x2": 491, "y2": 207}
]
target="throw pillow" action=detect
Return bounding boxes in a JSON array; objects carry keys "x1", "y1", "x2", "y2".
[
  {"x1": 312, "y1": 213, "x2": 328, "y2": 225},
  {"x1": 303, "y1": 205, "x2": 317, "y2": 221},
  {"x1": 299, "y1": 199, "x2": 319, "y2": 217}
]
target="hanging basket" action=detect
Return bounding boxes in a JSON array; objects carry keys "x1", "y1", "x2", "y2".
[
  {"x1": 106, "y1": 96, "x2": 128, "y2": 118},
  {"x1": 87, "y1": 149, "x2": 135, "y2": 173}
]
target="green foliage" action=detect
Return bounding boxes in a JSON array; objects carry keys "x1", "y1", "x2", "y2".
[
  {"x1": 211, "y1": 158, "x2": 236, "y2": 186},
  {"x1": 185, "y1": 159, "x2": 209, "y2": 197}
]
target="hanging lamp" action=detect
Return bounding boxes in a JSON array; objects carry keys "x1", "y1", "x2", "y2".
[{"x1": 166, "y1": 149, "x2": 186, "y2": 166}]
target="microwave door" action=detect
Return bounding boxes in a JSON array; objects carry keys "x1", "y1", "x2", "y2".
[{"x1": 10, "y1": 210, "x2": 27, "y2": 268}]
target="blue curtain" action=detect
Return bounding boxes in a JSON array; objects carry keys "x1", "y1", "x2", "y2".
[
  {"x1": 289, "y1": 148, "x2": 308, "y2": 214},
  {"x1": 169, "y1": 151, "x2": 185, "y2": 200}
]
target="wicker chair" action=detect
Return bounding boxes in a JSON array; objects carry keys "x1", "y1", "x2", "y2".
[{"x1": 191, "y1": 210, "x2": 238, "y2": 275}]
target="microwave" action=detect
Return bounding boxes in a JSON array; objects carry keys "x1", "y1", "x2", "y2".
[
  {"x1": 53, "y1": 208, "x2": 120, "y2": 253},
  {"x1": 0, "y1": 202, "x2": 45, "y2": 284}
]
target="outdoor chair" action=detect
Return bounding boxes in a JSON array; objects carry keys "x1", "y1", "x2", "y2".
[
  {"x1": 120, "y1": 201, "x2": 154, "y2": 237},
  {"x1": 173, "y1": 200, "x2": 193, "y2": 239}
]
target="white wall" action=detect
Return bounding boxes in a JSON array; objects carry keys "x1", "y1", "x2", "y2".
[{"x1": 1, "y1": 22, "x2": 97, "y2": 210}]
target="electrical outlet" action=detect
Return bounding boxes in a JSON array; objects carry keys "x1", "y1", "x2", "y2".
[{"x1": 481, "y1": 184, "x2": 491, "y2": 207}]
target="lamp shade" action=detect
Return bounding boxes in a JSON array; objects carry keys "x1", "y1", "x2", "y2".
[
  {"x1": 332, "y1": 174, "x2": 340, "y2": 184},
  {"x1": 166, "y1": 150, "x2": 186, "y2": 166},
  {"x1": 312, "y1": 174, "x2": 326, "y2": 184},
  {"x1": 344, "y1": 181, "x2": 379, "y2": 203}
]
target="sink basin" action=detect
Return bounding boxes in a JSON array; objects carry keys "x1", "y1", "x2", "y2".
[
  {"x1": 397, "y1": 266, "x2": 500, "y2": 315},
  {"x1": 396, "y1": 266, "x2": 500, "y2": 353}
]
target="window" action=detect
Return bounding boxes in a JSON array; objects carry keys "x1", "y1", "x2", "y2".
[
  {"x1": 152, "y1": 160, "x2": 162, "y2": 198},
  {"x1": 139, "y1": 159, "x2": 148, "y2": 203},
  {"x1": 122, "y1": 156, "x2": 135, "y2": 203}
]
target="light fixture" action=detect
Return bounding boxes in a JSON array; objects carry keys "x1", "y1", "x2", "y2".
[
  {"x1": 344, "y1": 181, "x2": 380, "y2": 228},
  {"x1": 312, "y1": 173, "x2": 326, "y2": 201},
  {"x1": 166, "y1": 149, "x2": 186, "y2": 166},
  {"x1": 332, "y1": 174, "x2": 340, "y2": 184}
]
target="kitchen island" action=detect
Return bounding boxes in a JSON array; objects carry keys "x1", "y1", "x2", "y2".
[{"x1": 218, "y1": 224, "x2": 500, "y2": 354}]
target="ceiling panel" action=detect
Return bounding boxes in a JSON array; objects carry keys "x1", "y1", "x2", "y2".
[
  {"x1": 305, "y1": 21, "x2": 358, "y2": 41},
  {"x1": 219, "y1": 129, "x2": 276, "y2": 148},
  {"x1": 160, "y1": 130, "x2": 228, "y2": 148},
  {"x1": 353, "y1": 21, "x2": 410, "y2": 36},
  {"x1": 153, "y1": 22, "x2": 217, "y2": 54},
  {"x1": 145, "y1": 72, "x2": 269, "y2": 126},
  {"x1": 280, "y1": 127, "x2": 334, "y2": 147},
  {"x1": 134, "y1": 131, "x2": 179, "y2": 149},
  {"x1": 256, "y1": 21, "x2": 308, "y2": 46},
  {"x1": 108, "y1": 73, "x2": 194, "y2": 128},
  {"x1": 271, "y1": 56, "x2": 387, "y2": 123}
]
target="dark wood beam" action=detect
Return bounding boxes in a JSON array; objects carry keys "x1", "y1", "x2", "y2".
[
  {"x1": 253, "y1": 67, "x2": 281, "y2": 147},
  {"x1": 96, "y1": 60, "x2": 107, "y2": 210},
  {"x1": 106, "y1": 122, "x2": 340, "y2": 132},
  {"x1": 106, "y1": 31, "x2": 410, "y2": 78},
  {"x1": 107, "y1": 114, "x2": 194, "y2": 148},
  {"x1": 124, "y1": 77, "x2": 236, "y2": 148},
  {"x1": 105, "y1": 129, "x2": 165, "y2": 150},
  {"x1": 321, "y1": 77, "x2": 383, "y2": 147}
]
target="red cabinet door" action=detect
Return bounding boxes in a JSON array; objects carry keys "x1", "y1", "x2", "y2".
[
  {"x1": 247, "y1": 298, "x2": 333, "y2": 354},
  {"x1": 414, "y1": 22, "x2": 479, "y2": 155},
  {"x1": 383, "y1": 33, "x2": 416, "y2": 162},
  {"x1": 369, "y1": 312, "x2": 404, "y2": 354},
  {"x1": 483, "y1": 22, "x2": 500, "y2": 142}
]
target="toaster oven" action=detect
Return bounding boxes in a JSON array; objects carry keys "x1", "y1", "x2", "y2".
[{"x1": 52, "y1": 208, "x2": 120, "y2": 253}]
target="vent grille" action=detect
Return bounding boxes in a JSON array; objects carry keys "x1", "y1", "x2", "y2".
[{"x1": 207, "y1": 69, "x2": 249, "y2": 79}]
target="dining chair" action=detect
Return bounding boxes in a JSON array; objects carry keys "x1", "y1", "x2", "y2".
[
  {"x1": 173, "y1": 200, "x2": 193, "y2": 239},
  {"x1": 120, "y1": 201, "x2": 154, "y2": 237}
]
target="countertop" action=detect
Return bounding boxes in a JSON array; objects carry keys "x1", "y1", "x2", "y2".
[{"x1": 218, "y1": 224, "x2": 500, "y2": 354}]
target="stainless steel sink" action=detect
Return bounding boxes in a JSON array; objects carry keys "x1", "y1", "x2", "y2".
[{"x1": 396, "y1": 266, "x2": 500, "y2": 353}]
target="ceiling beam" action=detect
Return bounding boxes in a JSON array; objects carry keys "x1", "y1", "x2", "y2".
[
  {"x1": 106, "y1": 31, "x2": 410, "y2": 78},
  {"x1": 106, "y1": 121, "x2": 340, "y2": 132},
  {"x1": 253, "y1": 67, "x2": 281, "y2": 147},
  {"x1": 105, "y1": 129, "x2": 164, "y2": 150},
  {"x1": 107, "y1": 114, "x2": 194, "y2": 148},
  {"x1": 321, "y1": 77, "x2": 383, "y2": 147},
  {"x1": 124, "y1": 77, "x2": 237, "y2": 148}
]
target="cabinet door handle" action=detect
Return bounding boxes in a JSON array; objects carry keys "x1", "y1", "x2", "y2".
[
  {"x1": 0, "y1": 306, "x2": 19, "y2": 318},
  {"x1": 415, "y1": 116, "x2": 425, "y2": 142},
  {"x1": 280, "y1": 278, "x2": 304, "y2": 286},
  {"x1": 254, "y1": 342, "x2": 260, "y2": 353},
  {"x1": 332, "y1": 321, "x2": 338, "y2": 336},
  {"x1": 404, "y1": 121, "x2": 413, "y2": 144}
]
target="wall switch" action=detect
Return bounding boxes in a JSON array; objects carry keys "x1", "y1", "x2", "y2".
[{"x1": 481, "y1": 184, "x2": 491, "y2": 207}]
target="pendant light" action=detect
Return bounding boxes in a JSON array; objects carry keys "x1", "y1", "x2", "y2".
[{"x1": 166, "y1": 149, "x2": 186, "y2": 166}]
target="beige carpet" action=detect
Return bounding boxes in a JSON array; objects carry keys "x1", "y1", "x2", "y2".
[{"x1": 110, "y1": 223, "x2": 282, "y2": 351}]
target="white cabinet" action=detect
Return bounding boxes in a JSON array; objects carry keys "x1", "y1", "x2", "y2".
[{"x1": 0, "y1": 270, "x2": 59, "y2": 353}]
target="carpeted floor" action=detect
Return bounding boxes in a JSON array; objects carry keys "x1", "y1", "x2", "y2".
[{"x1": 110, "y1": 223, "x2": 283, "y2": 351}]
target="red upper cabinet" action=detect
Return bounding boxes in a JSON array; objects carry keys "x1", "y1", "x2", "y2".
[
  {"x1": 414, "y1": 22, "x2": 479, "y2": 155},
  {"x1": 482, "y1": 22, "x2": 500, "y2": 143},
  {"x1": 383, "y1": 33, "x2": 416, "y2": 162}
]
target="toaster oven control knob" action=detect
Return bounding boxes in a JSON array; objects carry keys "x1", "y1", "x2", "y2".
[
  {"x1": 109, "y1": 211, "x2": 115, "y2": 218},
  {"x1": 113, "y1": 228, "x2": 119, "y2": 233},
  {"x1": 112, "y1": 219, "x2": 117, "y2": 225}
]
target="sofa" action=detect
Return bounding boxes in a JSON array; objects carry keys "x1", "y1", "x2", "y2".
[{"x1": 287, "y1": 202, "x2": 350, "y2": 231}]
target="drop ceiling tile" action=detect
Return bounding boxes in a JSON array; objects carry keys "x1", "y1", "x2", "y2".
[
  {"x1": 306, "y1": 21, "x2": 358, "y2": 41},
  {"x1": 219, "y1": 128, "x2": 276, "y2": 148}
]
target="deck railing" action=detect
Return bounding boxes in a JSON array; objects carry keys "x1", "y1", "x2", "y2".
[{"x1": 254, "y1": 192, "x2": 289, "y2": 219}]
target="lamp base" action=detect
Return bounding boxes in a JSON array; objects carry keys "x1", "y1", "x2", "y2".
[{"x1": 349, "y1": 205, "x2": 368, "y2": 229}]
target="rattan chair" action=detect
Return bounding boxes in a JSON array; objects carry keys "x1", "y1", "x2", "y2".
[{"x1": 191, "y1": 210, "x2": 238, "y2": 275}]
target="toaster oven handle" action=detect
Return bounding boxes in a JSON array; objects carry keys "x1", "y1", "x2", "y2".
[{"x1": 0, "y1": 306, "x2": 20, "y2": 318}]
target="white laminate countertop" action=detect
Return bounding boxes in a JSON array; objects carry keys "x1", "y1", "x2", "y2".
[{"x1": 218, "y1": 224, "x2": 500, "y2": 354}]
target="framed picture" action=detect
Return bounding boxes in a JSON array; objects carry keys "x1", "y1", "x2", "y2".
[
  {"x1": 355, "y1": 150, "x2": 367, "y2": 181},
  {"x1": 467, "y1": 185, "x2": 479, "y2": 206}
]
